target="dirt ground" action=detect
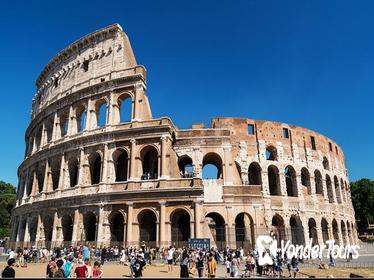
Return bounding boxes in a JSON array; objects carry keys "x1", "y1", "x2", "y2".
[{"x1": 0, "y1": 262, "x2": 373, "y2": 278}]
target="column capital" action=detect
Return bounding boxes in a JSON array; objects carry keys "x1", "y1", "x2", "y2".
[
  {"x1": 126, "y1": 202, "x2": 134, "y2": 207},
  {"x1": 159, "y1": 200, "x2": 167, "y2": 206},
  {"x1": 130, "y1": 138, "x2": 136, "y2": 144}
]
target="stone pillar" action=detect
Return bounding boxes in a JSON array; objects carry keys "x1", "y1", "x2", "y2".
[
  {"x1": 58, "y1": 153, "x2": 66, "y2": 190},
  {"x1": 126, "y1": 202, "x2": 134, "y2": 247},
  {"x1": 222, "y1": 145, "x2": 233, "y2": 185},
  {"x1": 322, "y1": 177, "x2": 329, "y2": 202},
  {"x1": 279, "y1": 172, "x2": 288, "y2": 196},
  {"x1": 43, "y1": 160, "x2": 52, "y2": 193},
  {"x1": 51, "y1": 211, "x2": 61, "y2": 246},
  {"x1": 23, "y1": 170, "x2": 29, "y2": 199},
  {"x1": 194, "y1": 199, "x2": 203, "y2": 238},
  {"x1": 31, "y1": 172, "x2": 38, "y2": 196},
  {"x1": 129, "y1": 139, "x2": 137, "y2": 180},
  {"x1": 296, "y1": 174, "x2": 304, "y2": 200},
  {"x1": 77, "y1": 148, "x2": 85, "y2": 185},
  {"x1": 261, "y1": 170, "x2": 270, "y2": 197},
  {"x1": 160, "y1": 135, "x2": 169, "y2": 179},
  {"x1": 97, "y1": 206, "x2": 105, "y2": 247},
  {"x1": 16, "y1": 218, "x2": 24, "y2": 242},
  {"x1": 86, "y1": 99, "x2": 95, "y2": 130},
  {"x1": 159, "y1": 201, "x2": 166, "y2": 247},
  {"x1": 40, "y1": 123, "x2": 46, "y2": 147},
  {"x1": 36, "y1": 214, "x2": 44, "y2": 247},
  {"x1": 32, "y1": 136, "x2": 37, "y2": 154},
  {"x1": 316, "y1": 222, "x2": 324, "y2": 247},
  {"x1": 107, "y1": 92, "x2": 115, "y2": 125},
  {"x1": 310, "y1": 175, "x2": 316, "y2": 197},
  {"x1": 24, "y1": 216, "x2": 31, "y2": 243},
  {"x1": 72, "y1": 209, "x2": 81, "y2": 245},
  {"x1": 102, "y1": 144, "x2": 109, "y2": 183}
]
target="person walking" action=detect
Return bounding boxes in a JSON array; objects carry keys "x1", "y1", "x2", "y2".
[
  {"x1": 53, "y1": 259, "x2": 65, "y2": 278},
  {"x1": 206, "y1": 253, "x2": 217, "y2": 278},
  {"x1": 196, "y1": 252, "x2": 205, "y2": 278},
  {"x1": 1, "y1": 258, "x2": 16, "y2": 278},
  {"x1": 167, "y1": 246, "x2": 174, "y2": 272},
  {"x1": 180, "y1": 250, "x2": 189, "y2": 278}
]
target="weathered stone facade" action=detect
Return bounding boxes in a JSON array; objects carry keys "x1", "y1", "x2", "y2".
[{"x1": 11, "y1": 24, "x2": 357, "y2": 249}]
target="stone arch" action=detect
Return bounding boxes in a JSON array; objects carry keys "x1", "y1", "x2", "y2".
[
  {"x1": 326, "y1": 175, "x2": 334, "y2": 203},
  {"x1": 248, "y1": 162, "x2": 262, "y2": 185},
  {"x1": 314, "y1": 170, "x2": 323, "y2": 195},
  {"x1": 34, "y1": 126, "x2": 42, "y2": 149},
  {"x1": 18, "y1": 219, "x2": 27, "y2": 242},
  {"x1": 347, "y1": 221, "x2": 353, "y2": 244},
  {"x1": 308, "y1": 218, "x2": 318, "y2": 246},
  {"x1": 43, "y1": 215, "x2": 54, "y2": 243},
  {"x1": 118, "y1": 93, "x2": 132, "y2": 123},
  {"x1": 321, "y1": 218, "x2": 329, "y2": 243},
  {"x1": 290, "y1": 215, "x2": 305, "y2": 245},
  {"x1": 285, "y1": 165, "x2": 298, "y2": 197},
  {"x1": 323, "y1": 157, "x2": 329, "y2": 170},
  {"x1": 27, "y1": 171, "x2": 34, "y2": 196},
  {"x1": 205, "y1": 212, "x2": 226, "y2": 247},
  {"x1": 83, "y1": 211, "x2": 97, "y2": 242},
  {"x1": 109, "y1": 211, "x2": 125, "y2": 242},
  {"x1": 341, "y1": 220, "x2": 347, "y2": 245},
  {"x1": 29, "y1": 216, "x2": 38, "y2": 242},
  {"x1": 171, "y1": 208, "x2": 191, "y2": 247},
  {"x1": 235, "y1": 213, "x2": 255, "y2": 250},
  {"x1": 68, "y1": 157, "x2": 79, "y2": 188},
  {"x1": 271, "y1": 214, "x2": 286, "y2": 244},
  {"x1": 334, "y1": 176, "x2": 342, "y2": 204},
  {"x1": 89, "y1": 152, "x2": 102, "y2": 185},
  {"x1": 49, "y1": 158, "x2": 61, "y2": 191},
  {"x1": 266, "y1": 145, "x2": 277, "y2": 161},
  {"x1": 45, "y1": 117, "x2": 54, "y2": 143},
  {"x1": 61, "y1": 214, "x2": 73, "y2": 242},
  {"x1": 95, "y1": 98, "x2": 108, "y2": 128},
  {"x1": 37, "y1": 163, "x2": 45, "y2": 193},
  {"x1": 76, "y1": 104, "x2": 87, "y2": 133},
  {"x1": 332, "y1": 219, "x2": 340, "y2": 244},
  {"x1": 138, "y1": 209, "x2": 157, "y2": 245},
  {"x1": 340, "y1": 178, "x2": 346, "y2": 202},
  {"x1": 178, "y1": 155, "x2": 193, "y2": 178},
  {"x1": 113, "y1": 149, "x2": 129, "y2": 182},
  {"x1": 301, "y1": 167, "x2": 311, "y2": 195},
  {"x1": 268, "y1": 165, "x2": 281, "y2": 195},
  {"x1": 202, "y1": 152, "x2": 223, "y2": 180},
  {"x1": 140, "y1": 145, "x2": 159, "y2": 180},
  {"x1": 59, "y1": 112, "x2": 69, "y2": 138}
]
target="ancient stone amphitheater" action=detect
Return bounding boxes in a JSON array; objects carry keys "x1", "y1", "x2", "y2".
[{"x1": 11, "y1": 24, "x2": 357, "y2": 250}]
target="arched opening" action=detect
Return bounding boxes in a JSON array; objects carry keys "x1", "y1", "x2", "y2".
[
  {"x1": 119, "y1": 95, "x2": 132, "y2": 123},
  {"x1": 50, "y1": 159, "x2": 60, "y2": 191},
  {"x1": 308, "y1": 218, "x2": 318, "y2": 246},
  {"x1": 265, "y1": 146, "x2": 277, "y2": 161},
  {"x1": 89, "y1": 152, "x2": 102, "y2": 185},
  {"x1": 83, "y1": 212, "x2": 97, "y2": 242},
  {"x1": 110, "y1": 211, "x2": 125, "y2": 243},
  {"x1": 271, "y1": 215, "x2": 286, "y2": 244},
  {"x1": 68, "y1": 158, "x2": 79, "y2": 188},
  {"x1": 341, "y1": 220, "x2": 347, "y2": 245},
  {"x1": 45, "y1": 118, "x2": 54, "y2": 143},
  {"x1": 27, "y1": 172, "x2": 34, "y2": 196},
  {"x1": 138, "y1": 210, "x2": 157, "y2": 247},
  {"x1": 285, "y1": 166, "x2": 298, "y2": 197},
  {"x1": 37, "y1": 164, "x2": 45, "y2": 193},
  {"x1": 323, "y1": 157, "x2": 329, "y2": 170},
  {"x1": 29, "y1": 217, "x2": 38, "y2": 242},
  {"x1": 290, "y1": 215, "x2": 305, "y2": 245},
  {"x1": 43, "y1": 216, "x2": 54, "y2": 243},
  {"x1": 314, "y1": 170, "x2": 323, "y2": 195},
  {"x1": 347, "y1": 221, "x2": 353, "y2": 244},
  {"x1": 60, "y1": 115, "x2": 69, "y2": 137},
  {"x1": 202, "y1": 153, "x2": 223, "y2": 179},
  {"x1": 340, "y1": 178, "x2": 346, "y2": 202},
  {"x1": 62, "y1": 215, "x2": 73, "y2": 242},
  {"x1": 18, "y1": 219, "x2": 27, "y2": 242},
  {"x1": 321, "y1": 218, "x2": 329, "y2": 243},
  {"x1": 141, "y1": 146, "x2": 159, "y2": 180},
  {"x1": 334, "y1": 176, "x2": 342, "y2": 204},
  {"x1": 248, "y1": 162, "x2": 262, "y2": 185},
  {"x1": 235, "y1": 213, "x2": 255, "y2": 250},
  {"x1": 205, "y1": 213, "x2": 226, "y2": 249},
  {"x1": 178, "y1": 156, "x2": 194, "y2": 178},
  {"x1": 332, "y1": 219, "x2": 340, "y2": 244},
  {"x1": 301, "y1": 168, "x2": 311, "y2": 194},
  {"x1": 326, "y1": 175, "x2": 334, "y2": 203},
  {"x1": 114, "y1": 149, "x2": 129, "y2": 182},
  {"x1": 268, "y1": 165, "x2": 281, "y2": 195},
  {"x1": 76, "y1": 106, "x2": 87, "y2": 132},
  {"x1": 35, "y1": 128, "x2": 42, "y2": 148},
  {"x1": 171, "y1": 209, "x2": 190, "y2": 247},
  {"x1": 96, "y1": 100, "x2": 107, "y2": 128}
]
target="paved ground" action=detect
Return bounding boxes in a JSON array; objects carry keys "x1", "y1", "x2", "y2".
[{"x1": 1, "y1": 261, "x2": 373, "y2": 278}]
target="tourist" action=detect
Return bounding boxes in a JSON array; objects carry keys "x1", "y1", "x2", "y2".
[
  {"x1": 1, "y1": 258, "x2": 16, "y2": 278},
  {"x1": 74, "y1": 259, "x2": 88, "y2": 278},
  {"x1": 230, "y1": 254, "x2": 239, "y2": 277},
  {"x1": 284, "y1": 252, "x2": 291, "y2": 278},
  {"x1": 101, "y1": 247, "x2": 107, "y2": 265},
  {"x1": 276, "y1": 252, "x2": 283, "y2": 278},
  {"x1": 132, "y1": 254, "x2": 146, "y2": 278},
  {"x1": 196, "y1": 251, "x2": 205, "y2": 278},
  {"x1": 328, "y1": 252, "x2": 335, "y2": 267},
  {"x1": 291, "y1": 256, "x2": 299, "y2": 278},
  {"x1": 85, "y1": 258, "x2": 93, "y2": 278},
  {"x1": 63, "y1": 256, "x2": 74, "y2": 278},
  {"x1": 120, "y1": 248, "x2": 126, "y2": 265},
  {"x1": 92, "y1": 261, "x2": 103, "y2": 278},
  {"x1": 46, "y1": 256, "x2": 57, "y2": 278},
  {"x1": 8, "y1": 248, "x2": 15, "y2": 261},
  {"x1": 206, "y1": 253, "x2": 217, "y2": 278},
  {"x1": 167, "y1": 246, "x2": 174, "y2": 272},
  {"x1": 82, "y1": 245, "x2": 90, "y2": 261},
  {"x1": 53, "y1": 259, "x2": 65, "y2": 278},
  {"x1": 225, "y1": 257, "x2": 231, "y2": 277},
  {"x1": 180, "y1": 250, "x2": 189, "y2": 278}
]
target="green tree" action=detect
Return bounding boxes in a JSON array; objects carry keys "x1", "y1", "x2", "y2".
[
  {"x1": 0, "y1": 181, "x2": 16, "y2": 237},
  {"x1": 350, "y1": 178, "x2": 374, "y2": 229}
]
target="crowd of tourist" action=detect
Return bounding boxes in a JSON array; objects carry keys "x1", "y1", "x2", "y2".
[{"x1": 1, "y1": 244, "x2": 311, "y2": 278}]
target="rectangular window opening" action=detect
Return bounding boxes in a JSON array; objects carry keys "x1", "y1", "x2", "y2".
[
  {"x1": 83, "y1": 60, "x2": 89, "y2": 72},
  {"x1": 311, "y1": 136, "x2": 316, "y2": 150},
  {"x1": 329, "y1": 142, "x2": 332, "y2": 151},
  {"x1": 283, "y1": 128, "x2": 289, "y2": 139},
  {"x1": 247, "y1": 124, "x2": 255, "y2": 135}
]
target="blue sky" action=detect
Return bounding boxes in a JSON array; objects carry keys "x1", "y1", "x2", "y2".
[{"x1": 0, "y1": 0, "x2": 373, "y2": 186}]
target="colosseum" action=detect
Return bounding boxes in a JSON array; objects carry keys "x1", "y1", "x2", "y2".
[{"x1": 11, "y1": 24, "x2": 358, "y2": 250}]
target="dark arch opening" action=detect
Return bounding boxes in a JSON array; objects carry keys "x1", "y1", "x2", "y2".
[
  {"x1": 248, "y1": 162, "x2": 262, "y2": 185},
  {"x1": 77, "y1": 106, "x2": 87, "y2": 132},
  {"x1": 326, "y1": 175, "x2": 334, "y2": 203},
  {"x1": 27, "y1": 172, "x2": 34, "y2": 196},
  {"x1": 96, "y1": 100, "x2": 107, "y2": 128},
  {"x1": 139, "y1": 210, "x2": 157, "y2": 246},
  {"x1": 321, "y1": 218, "x2": 329, "y2": 243},
  {"x1": 323, "y1": 157, "x2": 329, "y2": 170},
  {"x1": 62, "y1": 215, "x2": 73, "y2": 242},
  {"x1": 202, "y1": 153, "x2": 223, "y2": 180},
  {"x1": 301, "y1": 168, "x2": 311, "y2": 194},
  {"x1": 171, "y1": 209, "x2": 190, "y2": 247},
  {"x1": 266, "y1": 146, "x2": 277, "y2": 161},
  {"x1": 114, "y1": 150, "x2": 129, "y2": 182},
  {"x1": 50, "y1": 159, "x2": 61, "y2": 191},
  {"x1": 314, "y1": 170, "x2": 323, "y2": 195},
  {"x1": 341, "y1": 220, "x2": 347, "y2": 245},
  {"x1": 141, "y1": 147, "x2": 159, "y2": 180},
  {"x1": 308, "y1": 218, "x2": 318, "y2": 246},
  {"x1": 110, "y1": 211, "x2": 125, "y2": 242},
  {"x1": 68, "y1": 158, "x2": 79, "y2": 188},
  {"x1": 119, "y1": 96, "x2": 132, "y2": 123},
  {"x1": 268, "y1": 165, "x2": 281, "y2": 196},
  {"x1": 271, "y1": 215, "x2": 285, "y2": 244},
  {"x1": 43, "y1": 216, "x2": 54, "y2": 243},
  {"x1": 37, "y1": 165, "x2": 45, "y2": 193},
  {"x1": 83, "y1": 212, "x2": 97, "y2": 242},
  {"x1": 290, "y1": 216, "x2": 305, "y2": 245},
  {"x1": 235, "y1": 213, "x2": 255, "y2": 250},
  {"x1": 90, "y1": 153, "x2": 102, "y2": 185},
  {"x1": 178, "y1": 156, "x2": 194, "y2": 178},
  {"x1": 285, "y1": 166, "x2": 298, "y2": 197},
  {"x1": 334, "y1": 176, "x2": 342, "y2": 204},
  {"x1": 332, "y1": 219, "x2": 339, "y2": 243},
  {"x1": 206, "y1": 213, "x2": 226, "y2": 248}
]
